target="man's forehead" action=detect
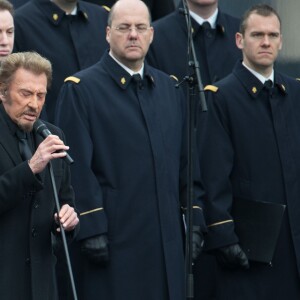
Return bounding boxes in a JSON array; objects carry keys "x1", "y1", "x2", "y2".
[
  {"x1": 248, "y1": 13, "x2": 280, "y2": 24},
  {"x1": 112, "y1": 3, "x2": 149, "y2": 23},
  {"x1": 11, "y1": 69, "x2": 47, "y2": 89},
  {"x1": 246, "y1": 14, "x2": 280, "y2": 31}
]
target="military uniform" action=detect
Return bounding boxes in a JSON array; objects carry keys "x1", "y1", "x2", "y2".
[
  {"x1": 198, "y1": 61, "x2": 300, "y2": 299},
  {"x1": 14, "y1": 0, "x2": 109, "y2": 122},
  {"x1": 55, "y1": 51, "x2": 205, "y2": 300},
  {"x1": 147, "y1": 3, "x2": 241, "y2": 86},
  {"x1": 147, "y1": 4, "x2": 241, "y2": 299}
]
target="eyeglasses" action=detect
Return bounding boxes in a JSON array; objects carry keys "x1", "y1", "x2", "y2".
[{"x1": 112, "y1": 24, "x2": 151, "y2": 34}]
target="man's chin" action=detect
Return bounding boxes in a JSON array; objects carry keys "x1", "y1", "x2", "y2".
[{"x1": 18, "y1": 121, "x2": 34, "y2": 133}]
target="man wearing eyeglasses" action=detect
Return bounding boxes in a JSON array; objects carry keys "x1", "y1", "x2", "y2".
[{"x1": 55, "y1": 0, "x2": 206, "y2": 299}]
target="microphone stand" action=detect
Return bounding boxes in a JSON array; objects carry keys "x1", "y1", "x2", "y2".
[
  {"x1": 176, "y1": 0, "x2": 207, "y2": 299},
  {"x1": 48, "y1": 162, "x2": 78, "y2": 300}
]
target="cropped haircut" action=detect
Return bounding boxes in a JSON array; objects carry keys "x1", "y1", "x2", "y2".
[
  {"x1": 239, "y1": 4, "x2": 281, "y2": 35},
  {"x1": 0, "y1": 0, "x2": 14, "y2": 16}
]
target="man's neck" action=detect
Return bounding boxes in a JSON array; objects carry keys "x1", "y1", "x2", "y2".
[
  {"x1": 52, "y1": 0, "x2": 77, "y2": 14},
  {"x1": 109, "y1": 51, "x2": 144, "y2": 75},
  {"x1": 187, "y1": 1, "x2": 218, "y2": 19}
]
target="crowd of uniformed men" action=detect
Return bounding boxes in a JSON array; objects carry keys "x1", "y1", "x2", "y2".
[{"x1": 1, "y1": 0, "x2": 300, "y2": 299}]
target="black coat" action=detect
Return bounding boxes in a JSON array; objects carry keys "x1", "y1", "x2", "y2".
[
  {"x1": 147, "y1": 5, "x2": 242, "y2": 86},
  {"x1": 0, "y1": 105, "x2": 76, "y2": 300},
  {"x1": 198, "y1": 61, "x2": 300, "y2": 299},
  {"x1": 14, "y1": 0, "x2": 109, "y2": 122},
  {"x1": 55, "y1": 52, "x2": 206, "y2": 300}
]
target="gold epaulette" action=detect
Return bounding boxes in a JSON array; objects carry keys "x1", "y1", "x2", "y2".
[
  {"x1": 64, "y1": 76, "x2": 80, "y2": 84},
  {"x1": 204, "y1": 85, "x2": 218, "y2": 92},
  {"x1": 170, "y1": 74, "x2": 178, "y2": 82},
  {"x1": 102, "y1": 5, "x2": 110, "y2": 12}
]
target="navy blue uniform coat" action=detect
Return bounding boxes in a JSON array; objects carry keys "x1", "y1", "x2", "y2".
[
  {"x1": 198, "y1": 61, "x2": 300, "y2": 299},
  {"x1": 147, "y1": 4, "x2": 242, "y2": 85},
  {"x1": 146, "y1": 5, "x2": 241, "y2": 299},
  {"x1": 14, "y1": 0, "x2": 109, "y2": 122},
  {"x1": 55, "y1": 52, "x2": 205, "y2": 300},
  {"x1": 0, "y1": 106, "x2": 76, "y2": 300}
]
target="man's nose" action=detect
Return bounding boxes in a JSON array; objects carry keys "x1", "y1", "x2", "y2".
[{"x1": 261, "y1": 34, "x2": 271, "y2": 46}]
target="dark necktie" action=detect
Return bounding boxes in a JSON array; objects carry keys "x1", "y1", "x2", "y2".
[
  {"x1": 132, "y1": 73, "x2": 142, "y2": 82},
  {"x1": 132, "y1": 74, "x2": 143, "y2": 89},
  {"x1": 198, "y1": 22, "x2": 212, "y2": 85},
  {"x1": 16, "y1": 130, "x2": 32, "y2": 161},
  {"x1": 264, "y1": 79, "x2": 273, "y2": 89},
  {"x1": 202, "y1": 21, "x2": 212, "y2": 38}
]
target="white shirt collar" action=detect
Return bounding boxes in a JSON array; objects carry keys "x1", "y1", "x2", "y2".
[
  {"x1": 67, "y1": 6, "x2": 77, "y2": 15},
  {"x1": 51, "y1": 0, "x2": 78, "y2": 15},
  {"x1": 242, "y1": 62, "x2": 274, "y2": 84},
  {"x1": 189, "y1": 8, "x2": 218, "y2": 29},
  {"x1": 109, "y1": 51, "x2": 144, "y2": 78}
]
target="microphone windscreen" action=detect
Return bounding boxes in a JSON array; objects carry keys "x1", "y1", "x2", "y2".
[{"x1": 33, "y1": 119, "x2": 48, "y2": 135}]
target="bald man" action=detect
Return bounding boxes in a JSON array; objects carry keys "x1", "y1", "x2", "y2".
[{"x1": 55, "y1": 0, "x2": 206, "y2": 299}]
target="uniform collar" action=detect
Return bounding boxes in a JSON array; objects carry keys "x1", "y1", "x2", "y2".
[
  {"x1": 34, "y1": 0, "x2": 89, "y2": 25},
  {"x1": 242, "y1": 62, "x2": 274, "y2": 84},
  {"x1": 233, "y1": 60, "x2": 287, "y2": 98},
  {"x1": 109, "y1": 52, "x2": 144, "y2": 78},
  {"x1": 177, "y1": 3, "x2": 227, "y2": 35},
  {"x1": 102, "y1": 51, "x2": 155, "y2": 90},
  {"x1": 189, "y1": 8, "x2": 218, "y2": 29}
]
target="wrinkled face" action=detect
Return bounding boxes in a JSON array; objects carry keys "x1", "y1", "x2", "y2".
[
  {"x1": 1, "y1": 68, "x2": 47, "y2": 132},
  {"x1": 0, "y1": 10, "x2": 14, "y2": 61},
  {"x1": 236, "y1": 13, "x2": 282, "y2": 76},
  {"x1": 106, "y1": 0, "x2": 154, "y2": 71}
]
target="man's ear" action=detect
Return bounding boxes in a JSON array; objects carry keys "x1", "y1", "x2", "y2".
[
  {"x1": 236, "y1": 32, "x2": 244, "y2": 50},
  {"x1": 0, "y1": 85, "x2": 8, "y2": 102},
  {"x1": 106, "y1": 26, "x2": 111, "y2": 44}
]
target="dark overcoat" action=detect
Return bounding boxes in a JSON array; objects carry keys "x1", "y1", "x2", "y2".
[
  {"x1": 147, "y1": 4, "x2": 242, "y2": 86},
  {"x1": 55, "y1": 52, "x2": 205, "y2": 300},
  {"x1": 13, "y1": 0, "x2": 109, "y2": 122},
  {"x1": 0, "y1": 105, "x2": 76, "y2": 300},
  {"x1": 146, "y1": 5, "x2": 242, "y2": 299},
  {"x1": 198, "y1": 61, "x2": 300, "y2": 299}
]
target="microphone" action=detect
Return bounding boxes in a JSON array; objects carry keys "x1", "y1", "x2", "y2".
[{"x1": 33, "y1": 119, "x2": 74, "y2": 165}]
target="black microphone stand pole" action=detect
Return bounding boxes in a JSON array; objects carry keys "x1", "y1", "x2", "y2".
[
  {"x1": 177, "y1": 0, "x2": 207, "y2": 298},
  {"x1": 48, "y1": 162, "x2": 78, "y2": 300}
]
